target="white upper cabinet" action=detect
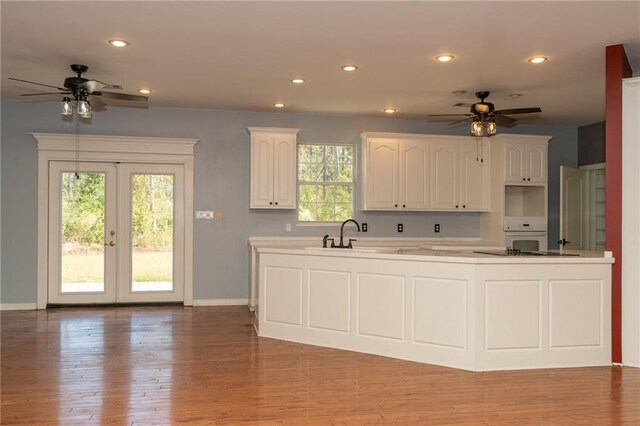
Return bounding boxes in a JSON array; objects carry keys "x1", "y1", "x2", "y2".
[
  {"x1": 249, "y1": 127, "x2": 299, "y2": 209},
  {"x1": 430, "y1": 139, "x2": 490, "y2": 211},
  {"x1": 361, "y1": 133, "x2": 488, "y2": 212},
  {"x1": 362, "y1": 136, "x2": 429, "y2": 210},
  {"x1": 505, "y1": 141, "x2": 547, "y2": 184}
]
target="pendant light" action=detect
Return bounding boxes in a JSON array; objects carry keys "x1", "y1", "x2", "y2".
[
  {"x1": 77, "y1": 100, "x2": 92, "y2": 118},
  {"x1": 61, "y1": 97, "x2": 73, "y2": 116}
]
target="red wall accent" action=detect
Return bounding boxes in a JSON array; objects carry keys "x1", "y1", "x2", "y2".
[{"x1": 605, "y1": 44, "x2": 632, "y2": 363}]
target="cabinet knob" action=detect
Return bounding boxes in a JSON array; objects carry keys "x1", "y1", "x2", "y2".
[
  {"x1": 522, "y1": 178, "x2": 526, "y2": 181},
  {"x1": 395, "y1": 204, "x2": 398, "y2": 207},
  {"x1": 527, "y1": 178, "x2": 531, "y2": 181},
  {"x1": 269, "y1": 202, "x2": 273, "y2": 205},
  {"x1": 402, "y1": 204, "x2": 406, "y2": 208},
  {"x1": 275, "y1": 202, "x2": 278, "y2": 205},
  {"x1": 463, "y1": 205, "x2": 466, "y2": 208},
  {"x1": 455, "y1": 205, "x2": 459, "y2": 208}
]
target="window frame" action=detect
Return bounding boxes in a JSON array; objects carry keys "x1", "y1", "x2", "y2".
[{"x1": 296, "y1": 142, "x2": 357, "y2": 224}]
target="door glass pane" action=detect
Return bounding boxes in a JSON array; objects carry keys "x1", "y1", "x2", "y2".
[
  {"x1": 61, "y1": 172, "x2": 106, "y2": 293},
  {"x1": 131, "y1": 174, "x2": 174, "y2": 292}
]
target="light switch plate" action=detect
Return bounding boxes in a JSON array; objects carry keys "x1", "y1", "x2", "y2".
[{"x1": 196, "y1": 211, "x2": 214, "y2": 220}]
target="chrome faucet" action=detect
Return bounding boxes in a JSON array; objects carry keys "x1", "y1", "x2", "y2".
[{"x1": 337, "y1": 219, "x2": 360, "y2": 248}]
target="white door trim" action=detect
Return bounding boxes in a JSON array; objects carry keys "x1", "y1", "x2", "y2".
[{"x1": 34, "y1": 133, "x2": 198, "y2": 309}]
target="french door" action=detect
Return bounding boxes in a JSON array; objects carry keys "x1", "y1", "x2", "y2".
[{"x1": 48, "y1": 161, "x2": 184, "y2": 304}]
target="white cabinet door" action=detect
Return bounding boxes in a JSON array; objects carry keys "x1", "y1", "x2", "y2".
[
  {"x1": 527, "y1": 144, "x2": 547, "y2": 183},
  {"x1": 430, "y1": 142, "x2": 459, "y2": 210},
  {"x1": 399, "y1": 140, "x2": 429, "y2": 209},
  {"x1": 249, "y1": 127, "x2": 299, "y2": 209},
  {"x1": 366, "y1": 138, "x2": 399, "y2": 209},
  {"x1": 504, "y1": 143, "x2": 527, "y2": 183},
  {"x1": 251, "y1": 135, "x2": 275, "y2": 208},
  {"x1": 504, "y1": 142, "x2": 547, "y2": 184},
  {"x1": 272, "y1": 134, "x2": 296, "y2": 208},
  {"x1": 459, "y1": 141, "x2": 490, "y2": 211}
]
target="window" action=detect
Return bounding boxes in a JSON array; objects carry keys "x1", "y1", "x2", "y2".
[{"x1": 298, "y1": 144, "x2": 354, "y2": 222}]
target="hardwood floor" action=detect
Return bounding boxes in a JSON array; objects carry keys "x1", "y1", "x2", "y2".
[{"x1": 1, "y1": 306, "x2": 639, "y2": 425}]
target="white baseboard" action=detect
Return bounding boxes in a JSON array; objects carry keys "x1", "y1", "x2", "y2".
[
  {"x1": 0, "y1": 303, "x2": 37, "y2": 311},
  {"x1": 192, "y1": 298, "x2": 248, "y2": 307}
]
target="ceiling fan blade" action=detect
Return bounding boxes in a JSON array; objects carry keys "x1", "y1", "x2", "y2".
[
  {"x1": 9, "y1": 77, "x2": 66, "y2": 91},
  {"x1": 494, "y1": 114, "x2": 518, "y2": 128},
  {"x1": 19, "y1": 92, "x2": 70, "y2": 97},
  {"x1": 99, "y1": 91, "x2": 148, "y2": 103},
  {"x1": 452, "y1": 102, "x2": 473, "y2": 107},
  {"x1": 88, "y1": 95, "x2": 107, "y2": 112},
  {"x1": 80, "y1": 79, "x2": 106, "y2": 93},
  {"x1": 495, "y1": 107, "x2": 541, "y2": 115},
  {"x1": 447, "y1": 117, "x2": 474, "y2": 127},
  {"x1": 428, "y1": 113, "x2": 474, "y2": 117}
]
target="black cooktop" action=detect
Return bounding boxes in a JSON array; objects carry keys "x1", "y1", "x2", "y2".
[{"x1": 474, "y1": 249, "x2": 580, "y2": 257}]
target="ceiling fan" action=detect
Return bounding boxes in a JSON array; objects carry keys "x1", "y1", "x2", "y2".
[
  {"x1": 9, "y1": 64, "x2": 148, "y2": 117},
  {"x1": 428, "y1": 91, "x2": 541, "y2": 136}
]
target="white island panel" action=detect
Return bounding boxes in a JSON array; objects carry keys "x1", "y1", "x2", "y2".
[
  {"x1": 264, "y1": 266, "x2": 302, "y2": 326},
  {"x1": 414, "y1": 277, "x2": 467, "y2": 349},
  {"x1": 485, "y1": 280, "x2": 541, "y2": 351},
  {"x1": 357, "y1": 273, "x2": 405, "y2": 340},
  {"x1": 308, "y1": 270, "x2": 350, "y2": 333},
  {"x1": 549, "y1": 279, "x2": 603, "y2": 348}
]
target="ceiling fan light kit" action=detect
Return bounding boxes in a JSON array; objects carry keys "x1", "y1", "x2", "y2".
[
  {"x1": 428, "y1": 91, "x2": 541, "y2": 137},
  {"x1": 10, "y1": 63, "x2": 149, "y2": 118}
]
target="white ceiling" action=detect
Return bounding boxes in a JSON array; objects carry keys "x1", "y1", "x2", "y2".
[{"x1": 2, "y1": 1, "x2": 639, "y2": 127}]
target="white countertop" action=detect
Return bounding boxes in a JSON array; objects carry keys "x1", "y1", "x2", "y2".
[{"x1": 257, "y1": 246, "x2": 615, "y2": 264}]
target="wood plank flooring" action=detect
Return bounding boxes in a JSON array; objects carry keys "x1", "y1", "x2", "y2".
[{"x1": 1, "y1": 306, "x2": 639, "y2": 425}]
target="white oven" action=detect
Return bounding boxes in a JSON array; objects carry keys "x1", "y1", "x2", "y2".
[{"x1": 503, "y1": 218, "x2": 547, "y2": 251}]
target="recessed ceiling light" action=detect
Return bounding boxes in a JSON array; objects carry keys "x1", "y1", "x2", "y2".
[
  {"x1": 137, "y1": 88, "x2": 152, "y2": 94},
  {"x1": 435, "y1": 55, "x2": 455, "y2": 63},
  {"x1": 528, "y1": 56, "x2": 548, "y2": 64},
  {"x1": 451, "y1": 90, "x2": 467, "y2": 95},
  {"x1": 341, "y1": 65, "x2": 358, "y2": 72},
  {"x1": 108, "y1": 39, "x2": 129, "y2": 48},
  {"x1": 509, "y1": 93, "x2": 523, "y2": 98},
  {"x1": 383, "y1": 108, "x2": 397, "y2": 114},
  {"x1": 273, "y1": 102, "x2": 286, "y2": 108},
  {"x1": 291, "y1": 78, "x2": 305, "y2": 84}
]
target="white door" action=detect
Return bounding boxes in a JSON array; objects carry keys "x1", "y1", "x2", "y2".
[
  {"x1": 117, "y1": 163, "x2": 184, "y2": 303},
  {"x1": 48, "y1": 162, "x2": 118, "y2": 304},
  {"x1": 560, "y1": 166, "x2": 586, "y2": 249},
  {"x1": 48, "y1": 161, "x2": 184, "y2": 304}
]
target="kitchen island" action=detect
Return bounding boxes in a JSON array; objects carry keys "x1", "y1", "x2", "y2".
[{"x1": 256, "y1": 247, "x2": 613, "y2": 371}]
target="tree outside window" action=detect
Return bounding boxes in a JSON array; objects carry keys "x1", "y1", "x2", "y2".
[{"x1": 298, "y1": 144, "x2": 354, "y2": 222}]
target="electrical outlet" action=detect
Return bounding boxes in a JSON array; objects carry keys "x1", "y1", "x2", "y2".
[
  {"x1": 362, "y1": 223, "x2": 368, "y2": 232},
  {"x1": 397, "y1": 223, "x2": 403, "y2": 233},
  {"x1": 286, "y1": 223, "x2": 292, "y2": 232},
  {"x1": 195, "y1": 211, "x2": 214, "y2": 220},
  {"x1": 434, "y1": 223, "x2": 440, "y2": 233}
]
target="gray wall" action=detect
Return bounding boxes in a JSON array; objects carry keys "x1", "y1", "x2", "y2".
[
  {"x1": 578, "y1": 121, "x2": 606, "y2": 167},
  {"x1": 1, "y1": 100, "x2": 577, "y2": 303}
]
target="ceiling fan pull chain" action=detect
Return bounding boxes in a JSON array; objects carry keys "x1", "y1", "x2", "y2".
[{"x1": 75, "y1": 113, "x2": 80, "y2": 179}]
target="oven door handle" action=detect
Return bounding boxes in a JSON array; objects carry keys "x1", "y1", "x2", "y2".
[{"x1": 505, "y1": 231, "x2": 547, "y2": 237}]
